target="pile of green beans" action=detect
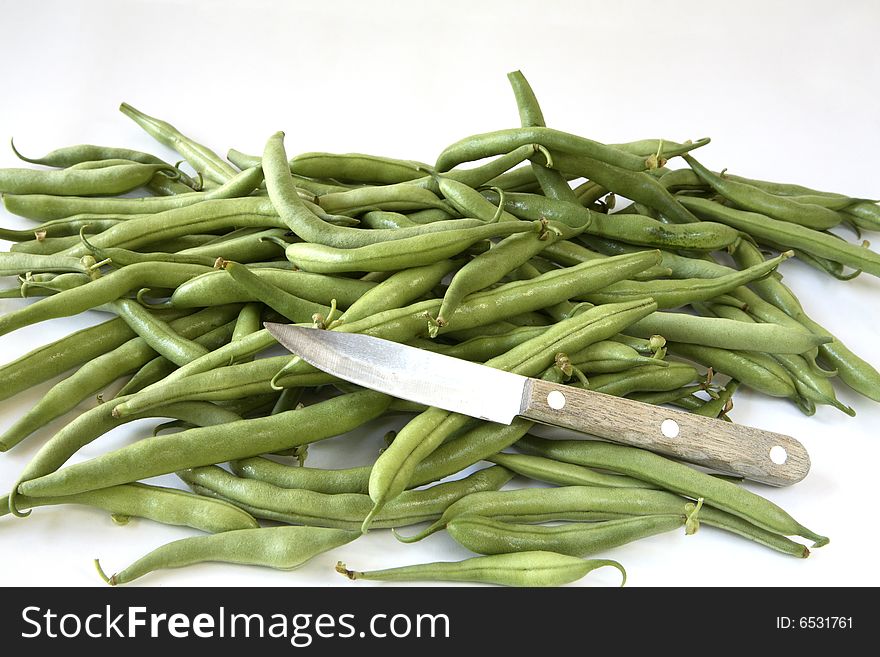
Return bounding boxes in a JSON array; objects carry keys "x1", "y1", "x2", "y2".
[{"x1": 5, "y1": 68, "x2": 869, "y2": 586}]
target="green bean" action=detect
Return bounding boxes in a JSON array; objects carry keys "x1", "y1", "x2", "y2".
[
  {"x1": 613, "y1": 138, "x2": 710, "y2": 160},
  {"x1": 0, "y1": 251, "x2": 92, "y2": 277},
  {"x1": 625, "y1": 311, "x2": 829, "y2": 354},
  {"x1": 548, "y1": 150, "x2": 701, "y2": 224},
  {"x1": 843, "y1": 201, "x2": 880, "y2": 231},
  {"x1": 119, "y1": 103, "x2": 238, "y2": 184},
  {"x1": 448, "y1": 514, "x2": 688, "y2": 557},
  {"x1": 180, "y1": 465, "x2": 512, "y2": 531},
  {"x1": 230, "y1": 457, "x2": 372, "y2": 494},
  {"x1": 0, "y1": 306, "x2": 239, "y2": 451},
  {"x1": 412, "y1": 325, "x2": 548, "y2": 362},
  {"x1": 518, "y1": 436, "x2": 827, "y2": 546},
  {"x1": 487, "y1": 452, "x2": 656, "y2": 490},
  {"x1": 115, "y1": 356, "x2": 178, "y2": 398},
  {"x1": 113, "y1": 298, "x2": 210, "y2": 366},
  {"x1": 231, "y1": 302, "x2": 263, "y2": 343},
  {"x1": 1, "y1": 483, "x2": 258, "y2": 532},
  {"x1": 221, "y1": 261, "x2": 330, "y2": 323},
  {"x1": 6, "y1": 396, "x2": 246, "y2": 517},
  {"x1": 433, "y1": 220, "x2": 588, "y2": 332},
  {"x1": 666, "y1": 342, "x2": 797, "y2": 399},
  {"x1": 680, "y1": 196, "x2": 880, "y2": 277},
  {"x1": 582, "y1": 251, "x2": 788, "y2": 308},
  {"x1": 288, "y1": 151, "x2": 426, "y2": 184},
  {"x1": 334, "y1": 259, "x2": 459, "y2": 326},
  {"x1": 535, "y1": 240, "x2": 671, "y2": 280},
  {"x1": 263, "y1": 133, "x2": 485, "y2": 247},
  {"x1": 359, "y1": 210, "x2": 419, "y2": 229},
  {"x1": 9, "y1": 235, "x2": 83, "y2": 255},
  {"x1": 435, "y1": 175, "x2": 521, "y2": 222},
  {"x1": 284, "y1": 220, "x2": 539, "y2": 273},
  {"x1": 2, "y1": 165, "x2": 264, "y2": 222},
  {"x1": 19, "y1": 390, "x2": 392, "y2": 499},
  {"x1": 484, "y1": 165, "x2": 546, "y2": 193},
  {"x1": 96, "y1": 525, "x2": 359, "y2": 585},
  {"x1": 507, "y1": 70, "x2": 581, "y2": 203},
  {"x1": 366, "y1": 298, "x2": 658, "y2": 528},
  {"x1": 436, "y1": 127, "x2": 653, "y2": 173},
  {"x1": 0, "y1": 161, "x2": 179, "y2": 196},
  {"x1": 0, "y1": 316, "x2": 139, "y2": 403},
  {"x1": 700, "y1": 301, "x2": 852, "y2": 414},
  {"x1": 402, "y1": 484, "x2": 690, "y2": 543},
  {"x1": 792, "y1": 248, "x2": 862, "y2": 280},
  {"x1": 0, "y1": 262, "x2": 212, "y2": 338},
  {"x1": 55, "y1": 197, "x2": 284, "y2": 258},
  {"x1": 170, "y1": 267, "x2": 375, "y2": 309},
  {"x1": 10, "y1": 138, "x2": 170, "y2": 169},
  {"x1": 493, "y1": 191, "x2": 738, "y2": 250},
  {"x1": 683, "y1": 155, "x2": 842, "y2": 230},
  {"x1": 440, "y1": 144, "x2": 542, "y2": 191},
  {"x1": 317, "y1": 181, "x2": 454, "y2": 215},
  {"x1": 577, "y1": 362, "x2": 700, "y2": 397},
  {"x1": 0, "y1": 216, "x2": 125, "y2": 242},
  {"x1": 337, "y1": 551, "x2": 626, "y2": 587},
  {"x1": 564, "y1": 340, "x2": 668, "y2": 374}
]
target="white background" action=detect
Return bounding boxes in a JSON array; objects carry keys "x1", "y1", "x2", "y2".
[{"x1": 1, "y1": 0, "x2": 878, "y2": 587}]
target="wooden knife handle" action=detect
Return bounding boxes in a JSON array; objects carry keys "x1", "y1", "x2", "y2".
[{"x1": 521, "y1": 378, "x2": 809, "y2": 486}]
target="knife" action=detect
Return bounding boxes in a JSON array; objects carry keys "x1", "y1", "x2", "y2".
[{"x1": 264, "y1": 323, "x2": 810, "y2": 486}]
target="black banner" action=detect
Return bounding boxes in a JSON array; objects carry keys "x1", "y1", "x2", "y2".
[{"x1": 1, "y1": 587, "x2": 868, "y2": 653}]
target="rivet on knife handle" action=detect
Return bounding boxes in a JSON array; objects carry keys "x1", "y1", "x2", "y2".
[{"x1": 521, "y1": 379, "x2": 810, "y2": 486}]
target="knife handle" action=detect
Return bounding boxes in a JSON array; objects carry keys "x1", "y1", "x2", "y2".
[{"x1": 521, "y1": 378, "x2": 809, "y2": 486}]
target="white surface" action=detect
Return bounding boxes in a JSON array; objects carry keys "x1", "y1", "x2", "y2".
[{"x1": 1, "y1": 0, "x2": 879, "y2": 587}]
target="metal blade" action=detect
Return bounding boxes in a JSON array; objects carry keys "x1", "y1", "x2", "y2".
[{"x1": 264, "y1": 323, "x2": 528, "y2": 424}]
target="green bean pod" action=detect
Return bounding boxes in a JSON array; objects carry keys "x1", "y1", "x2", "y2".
[
  {"x1": 548, "y1": 150, "x2": 701, "y2": 225},
  {"x1": 96, "y1": 525, "x2": 359, "y2": 585},
  {"x1": 436, "y1": 127, "x2": 651, "y2": 172},
  {"x1": 113, "y1": 298, "x2": 210, "y2": 366},
  {"x1": 495, "y1": 191, "x2": 738, "y2": 250},
  {"x1": 626, "y1": 311, "x2": 829, "y2": 354},
  {"x1": 1, "y1": 483, "x2": 258, "y2": 532},
  {"x1": 119, "y1": 103, "x2": 239, "y2": 184},
  {"x1": 2, "y1": 165, "x2": 264, "y2": 221},
  {"x1": 221, "y1": 261, "x2": 330, "y2": 323},
  {"x1": 0, "y1": 161, "x2": 179, "y2": 196},
  {"x1": 667, "y1": 342, "x2": 797, "y2": 399},
  {"x1": 518, "y1": 436, "x2": 827, "y2": 546},
  {"x1": 680, "y1": 196, "x2": 880, "y2": 277},
  {"x1": 18, "y1": 390, "x2": 392, "y2": 499},
  {"x1": 337, "y1": 551, "x2": 626, "y2": 587},
  {"x1": 579, "y1": 362, "x2": 700, "y2": 397},
  {"x1": 284, "y1": 220, "x2": 538, "y2": 274},
  {"x1": 6, "y1": 397, "x2": 246, "y2": 516},
  {"x1": 434, "y1": 220, "x2": 588, "y2": 332},
  {"x1": 730, "y1": 239, "x2": 880, "y2": 400},
  {"x1": 448, "y1": 514, "x2": 687, "y2": 557},
  {"x1": 507, "y1": 70, "x2": 581, "y2": 203},
  {"x1": 0, "y1": 262, "x2": 212, "y2": 338},
  {"x1": 684, "y1": 155, "x2": 842, "y2": 230},
  {"x1": 335, "y1": 259, "x2": 460, "y2": 326},
  {"x1": 0, "y1": 315, "x2": 143, "y2": 403},
  {"x1": 487, "y1": 452, "x2": 655, "y2": 489},
  {"x1": 170, "y1": 267, "x2": 375, "y2": 309},
  {"x1": 180, "y1": 465, "x2": 512, "y2": 531},
  {"x1": 582, "y1": 251, "x2": 790, "y2": 308}
]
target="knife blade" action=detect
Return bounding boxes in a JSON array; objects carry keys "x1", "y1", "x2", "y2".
[{"x1": 264, "y1": 323, "x2": 809, "y2": 486}]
